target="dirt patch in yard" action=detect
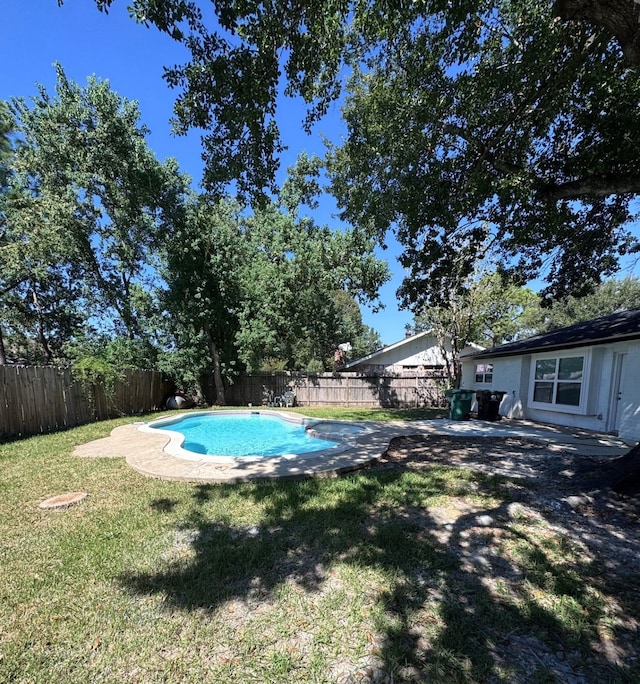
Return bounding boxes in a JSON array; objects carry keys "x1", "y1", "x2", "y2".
[
  {"x1": 363, "y1": 434, "x2": 640, "y2": 682},
  {"x1": 377, "y1": 435, "x2": 640, "y2": 574}
]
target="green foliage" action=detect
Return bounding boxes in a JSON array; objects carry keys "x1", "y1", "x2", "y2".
[
  {"x1": 412, "y1": 271, "x2": 540, "y2": 384},
  {"x1": 259, "y1": 357, "x2": 288, "y2": 373},
  {"x1": 159, "y1": 197, "x2": 246, "y2": 403},
  {"x1": 159, "y1": 191, "x2": 389, "y2": 400},
  {"x1": 0, "y1": 101, "x2": 84, "y2": 364},
  {"x1": 234, "y1": 201, "x2": 389, "y2": 372},
  {"x1": 65, "y1": 334, "x2": 156, "y2": 378},
  {"x1": 330, "y1": 1, "x2": 640, "y2": 307},
  {"x1": 304, "y1": 357, "x2": 325, "y2": 374},
  {"x1": 156, "y1": 345, "x2": 209, "y2": 398},
  {"x1": 0, "y1": 66, "x2": 191, "y2": 366},
  {"x1": 65, "y1": 334, "x2": 160, "y2": 413},
  {"x1": 279, "y1": 152, "x2": 323, "y2": 217},
  {"x1": 81, "y1": 0, "x2": 640, "y2": 307},
  {"x1": 67, "y1": 349, "x2": 124, "y2": 417},
  {"x1": 3, "y1": 67, "x2": 387, "y2": 389},
  {"x1": 3, "y1": 64, "x2": 189, "y2": 353},
  {"x1": 532, "y1": 276, "x2": 640, "y2": 332},
  {"x1": 70, "y1": 354, "x2": 122, "y2": 392},
  {"x1": 0, "y1": 100, "x2": 12, "y2": 189},
  {"x1": 101, "y1": 337, "x2": 158, "y2": 370},
  {"x1": 128, "y1": 0, "x2": 348, "y2": 202}
]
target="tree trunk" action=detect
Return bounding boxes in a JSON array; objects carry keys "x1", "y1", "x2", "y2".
[
  {"x1": 553, "y1": 0, "x2": 640, "y2": 65},
  {"x1": 31, "y1": 287, "x2": 53, "y2": 364},
  {"x1": 204, "y1": 323, "x2": 226, "y2": 405},
  {"x1": 608, "y1": 442, "x2": 640, "y2": 496},
  {"x1": 0, "y1": 325, "x2": 6, "y2": 365}
]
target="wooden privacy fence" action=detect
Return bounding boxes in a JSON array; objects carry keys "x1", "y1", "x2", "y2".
[
  {"x1": 223, "y1": 371, "x2": 449, "y2": 408},
  {"x1": 0, "y1": 366, "x2": 173, "y2": 439}
]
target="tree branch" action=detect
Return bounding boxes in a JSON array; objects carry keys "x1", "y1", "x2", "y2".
[
  {"x1": 446, "y1": 29, "x2": 610, "y2": 190},
  {"x1": 541, "y1": 173, "x2": 640, "y2": 199},
  {"x1": 553, "y1": 0, "x2": 640, "y2": 65},
  {"x1": 0, "y1": 275, "x2": 28, "y2": 297},
  {"x1": 443, "y1": 124, "x2": 525, "y2": 176}
]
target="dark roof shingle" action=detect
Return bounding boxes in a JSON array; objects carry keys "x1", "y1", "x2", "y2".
[{"x1": 470, "y1": 308, "x2": 640, "y2": 359}]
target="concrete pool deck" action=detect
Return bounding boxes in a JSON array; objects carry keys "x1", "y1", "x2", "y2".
[{"x1": 73, "y1": 414, "x2": 633, "y2": 484}]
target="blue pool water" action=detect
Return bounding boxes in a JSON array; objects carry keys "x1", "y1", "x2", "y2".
[{"x1": 149, "y1": 412, "x2": 339, "y2": 457}]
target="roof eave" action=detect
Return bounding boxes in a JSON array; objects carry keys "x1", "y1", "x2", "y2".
[{"x1": 466, "y1": 331, "x2": 640, "y2": 360}]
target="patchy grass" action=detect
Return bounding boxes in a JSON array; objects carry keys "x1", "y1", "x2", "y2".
[
  {"x1": 196, "y1": 405, "x2": 447, "y2": 422},
  {"x1": 285, "y1": 406, "x2": 447, "y2": 422},
  {"x1": 0, "y1": 412, "x2": 638, "y2": 683}
]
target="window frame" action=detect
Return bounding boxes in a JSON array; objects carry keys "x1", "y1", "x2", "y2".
[
  {"x1": 474, "y1": 363, "x2": 493, "y2": 384},
  {"x1": 527, "y1": 350, "x2": 591, "y2": 414}
]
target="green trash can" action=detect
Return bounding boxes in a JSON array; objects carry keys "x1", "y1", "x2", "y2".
[{"x1": 445, "y1": 388, "x2": 475, "y2": 420}]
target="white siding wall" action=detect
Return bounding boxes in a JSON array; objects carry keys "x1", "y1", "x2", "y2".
[
  {"x1": 524, "y1": 344, "x2": 630, "y2": 436},
  {"x1": 494, "y1": 357, "x2": 528, "y2": 419},
  {"x1": 525, "y1": 347, "x2": 603, "y2": 432},
  {"x1": 461, "y1": 356, "x2": 528, "y2": 418},
  {"x1": 463, "y1": 340, "x2": 640, "y2": 443},
  {"x1": 525, "y1": 407, "x2": 604, "y2": 432},
  {"x1": 357, "y1": 335, "x2": 445, "y2": 368},
  {"x1": 459, "y1": 362, "x2": 476, "y2": 390}
]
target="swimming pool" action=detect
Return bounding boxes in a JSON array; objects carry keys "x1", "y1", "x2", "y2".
[{"x1": 143, "y1": 410, "x2": 360, "y2": 461}]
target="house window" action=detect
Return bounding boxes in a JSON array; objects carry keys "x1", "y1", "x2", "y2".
[
  {"x1": 475, "y1": 363, "x2": 493, "y2": 384},
  {"x1": 530, "y1": 354, "x2": 585, "y2": 410}
]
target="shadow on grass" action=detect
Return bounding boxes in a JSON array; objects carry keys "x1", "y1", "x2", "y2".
[
  {"x1": 122, "y1": 468, "x2": 638, "y2": 682},
  {"x1": 149, "y1": 497, "x2": 179, "y2": 513}
]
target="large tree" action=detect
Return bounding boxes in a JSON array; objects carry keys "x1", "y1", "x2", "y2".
[
  {"x1": 329, "y1": 0, "x2": 640, "y2": 307},
  {"x1": 236, "y1": 201, "x2": 388, "y2": 373},
  {"x1": 160, "y1": 197, "x2": 243, "y2": 404},
  {"x1": 0, "y1": 99, "x2": 87, "y2": 364},
  {"x1": 160, "y1": 192, "x2": 389, "y2": 403},
  {"x1": 80, "y1": 1, "x2": 640, "y2": 305},
  {"x1": 2, "y1": 65, "x2": 189, "y2": 357}
]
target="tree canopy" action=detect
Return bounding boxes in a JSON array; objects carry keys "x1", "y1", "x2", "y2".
[
  {"x1": 329, "y1": 1, "x2": 640, "y2": 306},
  {"x1": 1, "y1": 69, "x2": 387, "y2": 393},
  {"x1": 531, "y1": 275, "x2": 640, "y2": 331},
  {"x1": 80, "y1": 0, "x2": 640, "y2": 307},
  {"x1": 411, "y1": 272, "x2": 539, "y2": 386},
  {"x1": 0, "y1": 65, "x2": 190, "y2": 365},
  {"x1": 160, "y1": 191, "x2": 389, "y2": 402}
]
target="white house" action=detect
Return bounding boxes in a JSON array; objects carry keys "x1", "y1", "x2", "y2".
[
  {"x1": 345, "y1": 331, "x2": 484, "y2": 374},
  {"x1": 460, "y1": 308, "x2": 640, "y2": 444}
]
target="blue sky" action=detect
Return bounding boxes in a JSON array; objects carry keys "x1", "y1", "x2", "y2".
[{"x1": 1, "y1": 0, "x2": 414, "y2": 346}]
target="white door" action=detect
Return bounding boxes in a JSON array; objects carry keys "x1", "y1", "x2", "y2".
[{"x1": 608, "y1": 352, "x2": 627, "y2": 434}]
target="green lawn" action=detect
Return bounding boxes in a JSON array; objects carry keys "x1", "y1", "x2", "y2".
[{"x1": 1, "y1": 409, "x2": 637, "y2": 683}]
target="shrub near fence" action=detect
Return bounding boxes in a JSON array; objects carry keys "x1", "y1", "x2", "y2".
[
  {"x1": 0, "y1": 366, "x2": 173, "y2": 439},
  {"x1": 223, "y1": 371, "x2": 449, "y2": 408}
]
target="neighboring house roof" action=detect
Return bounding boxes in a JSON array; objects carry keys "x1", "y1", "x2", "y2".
[
  {"x1": 466, "y1": 308, "x2": 640, "y2": 360},
  {"x1": 344, "y1": 330, "x2": 484, "y2": 369}
]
